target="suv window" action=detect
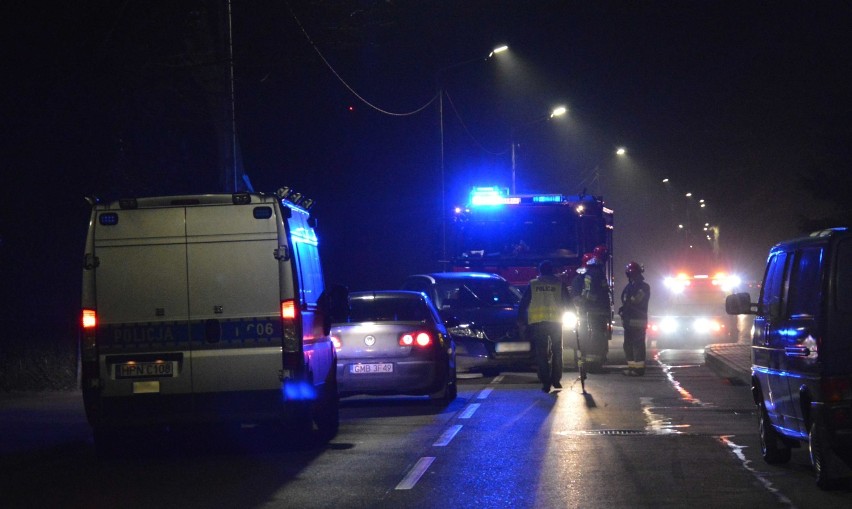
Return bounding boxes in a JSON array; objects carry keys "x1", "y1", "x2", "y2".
[
  {"x1": 786, "y1": 247, "x2": 823, "y2": 318},
  {"x1": 760, "y1": 251, "x2": 788, "y2": 319}
]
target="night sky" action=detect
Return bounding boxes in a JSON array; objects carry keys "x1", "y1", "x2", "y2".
[{"x1": 3, "y1": 1, "x2": 851, "y2": 331}]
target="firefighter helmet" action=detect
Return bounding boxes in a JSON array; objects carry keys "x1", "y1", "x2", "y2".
[
  {"x1": 593, "y1": 244, "x2": 609, "y2": 260},
  {"x1": 580, "y1": 252, "x2": 594, "y2": 267},
  {"x1": 625, "y1": 261, "x2": 643, "y2": 277},
  {"x1": 586, "y1": 255, "x2": 600, "y2": 266}
]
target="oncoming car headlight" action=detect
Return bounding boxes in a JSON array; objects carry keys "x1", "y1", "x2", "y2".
[
  {"x1": 562, "y1": 311, "x2": 578, "y2": 329},
  {"x1": 659, "y1": 316, "x2": 679, "y2": 334},
  {"x1": 693, "y1": 317, "x2": 723, "y2": 334}
]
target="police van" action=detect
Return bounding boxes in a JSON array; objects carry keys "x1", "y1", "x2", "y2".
[{"x1": 80, "y1": 188, "x2": 339, "y2": 448}]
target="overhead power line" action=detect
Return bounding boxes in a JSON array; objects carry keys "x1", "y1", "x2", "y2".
[{"x1": 285, "y1": 1, "x2": 437, "y2": 117}]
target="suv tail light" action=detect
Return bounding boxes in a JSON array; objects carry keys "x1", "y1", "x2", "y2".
[{"x1": 399, "y1": 331, "x2": 433, "y2": 347}]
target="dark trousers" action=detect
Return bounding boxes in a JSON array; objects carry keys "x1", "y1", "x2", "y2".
[
  {"x1": 623, "y1": 326, "x2": 647, "y2": 369},
  {"x1": 529, "y1": 321, "x2": 563, "y2": 386}
]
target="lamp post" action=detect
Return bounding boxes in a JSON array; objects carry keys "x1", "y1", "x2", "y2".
[
  {"x1": 437, "y1": 45, "x2": 508, "y2": 265},
  {"x1": 510, "y1": 105, "x2": 567, "y2": 194}
]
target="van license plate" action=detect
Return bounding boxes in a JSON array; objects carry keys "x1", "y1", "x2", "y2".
[
  {"x1": 351, "y1": 363, "x2": 393, "y2": 374},
  {"x1": 116, "y1": 362, "x2": 174, "y2": 379}
]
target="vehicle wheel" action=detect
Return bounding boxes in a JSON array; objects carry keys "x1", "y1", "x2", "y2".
[
  {"x1": 314, "y1": 371, "x2": 339, "y2": 442},
  {"x1": 810, "y1": 421, "x2": 836, "y2": 489},
  {"x1": 758, "y1": 401, "x2": 791, "y2": 464}
]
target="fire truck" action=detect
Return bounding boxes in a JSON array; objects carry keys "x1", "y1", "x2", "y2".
[
  {"x1": 648, "y1": 271, "x2": 743, "y2": 350},
  {"x1": 451, "y1": 186, "x2": 614, "y2": 286},
  {"x1": 450, "y1": 186, "x2": 615, "y2": 368}
]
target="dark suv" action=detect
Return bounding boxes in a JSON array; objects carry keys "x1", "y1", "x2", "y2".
[
  {"x1": 402, "y1": 272, "x2": 535, "y2": 374},
  {"x1": 726, "y1": 227, "x2": 852, "y2": 488}
]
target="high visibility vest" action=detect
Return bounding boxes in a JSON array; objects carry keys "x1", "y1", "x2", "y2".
[{"x1": 528, "y1": 277, "x2": 564, "y2": 324}]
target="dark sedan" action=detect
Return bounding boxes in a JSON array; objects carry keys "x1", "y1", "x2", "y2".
[{"x1": 401, "y1": 272, "x2": 535, "y2": 375}]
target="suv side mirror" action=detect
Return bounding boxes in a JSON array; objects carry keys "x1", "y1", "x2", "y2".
[{"x1": 725, "y1": 292, "x2": 754, "y2": 315}]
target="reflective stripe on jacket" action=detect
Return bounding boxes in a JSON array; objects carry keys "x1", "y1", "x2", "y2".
[{"x1": 528, "y1": 277, "x2": 565, "y2": 324}]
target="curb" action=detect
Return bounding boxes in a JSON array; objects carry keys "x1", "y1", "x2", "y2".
[{"x1": 703, "y1": 344, "x2": 751, "y2": 386}]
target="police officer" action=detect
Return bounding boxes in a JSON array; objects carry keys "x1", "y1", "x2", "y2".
[
  {"x1": 519, "y1": 260, "x2": 570, "y2": 393},
  {"x1": 578, "y1": 255, "x2": 610, "y2": 371},
  {"x1": 619, "y1": 261, "x2": 650, "y2": 376}
]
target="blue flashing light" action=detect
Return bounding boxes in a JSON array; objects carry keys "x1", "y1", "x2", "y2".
[
  {"x1": 98, "y1": 213, "x2": 119, "y2": 226},
  {"x1": 282, "y1": 380, "x2": 317, "y2": 401},
  {"x1": 532, "y1": 194, "x2": 563, "y2": 203},
  {"x1": 469, "y1": 186, "x2": 519, "y2": 207}
]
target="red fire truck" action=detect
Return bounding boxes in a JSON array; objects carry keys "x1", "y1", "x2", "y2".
[
  {"x1": 450, "y1": 186, "x2": 615, "y2": 368},
  {"x1": 451, "y1": 186, "x2": 614, "y2": 288}
]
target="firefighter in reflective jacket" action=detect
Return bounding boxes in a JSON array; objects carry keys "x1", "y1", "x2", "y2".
[
  {"x1": 619, "y1": 261, "x2": 650, "y2": 376},
  {"x1": 519, "y1": 260, "x2": 570, "y2": 393},
  {"x1": 577, "y1": 255, "x2": 610, "y2": 371}
]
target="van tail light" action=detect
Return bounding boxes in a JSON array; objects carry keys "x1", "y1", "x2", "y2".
[
  {"x1": 280, "y1": 299, "x2": 303, "y2": 370},
  {"x1": 399, "y1": 331, "x2": 433, "y2": 347},
  {"x1": 281, "y1": 300, "x2": 297, "y2": 320},
  {"x1": 82, "y1": 309, "x2": 97, "y2": 329},
  {"x1": 80, "y1": 309, "x2": 99, "y2": 382}
]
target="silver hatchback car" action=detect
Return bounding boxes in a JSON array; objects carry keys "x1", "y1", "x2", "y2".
[{"x1": 331, "y1": 291, "x2": 457, "y2": 405}]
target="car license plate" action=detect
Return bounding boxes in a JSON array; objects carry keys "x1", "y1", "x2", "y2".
[
  {"x1": 495, "y1": 341, "x2": 531, "y2": 353},
  {"x1": 350, "y1": 363, "x2": 393, "y2": 374},
  {"x1": 116, "y1": 361, "x2": 175, "y2": 379}
]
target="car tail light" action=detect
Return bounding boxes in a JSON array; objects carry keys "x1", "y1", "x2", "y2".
[
  {"x1": 822, "y1": 377, "x2": 852, "y2": 404},
  {"x1": 399, "y1": 331, "x2": 433, "y2": 347},
  {"x1": 331, "y1": 336, "x2": 341, "y2": 350}
]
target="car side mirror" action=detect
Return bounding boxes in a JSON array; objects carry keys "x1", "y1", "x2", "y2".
[{"x1": 725, "y1": 292, "x2": 754, "y2": 315}]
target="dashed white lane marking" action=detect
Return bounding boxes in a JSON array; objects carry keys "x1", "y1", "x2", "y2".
[
  {"x1": 719, "y1": 436, "x2": 797, "y2": 508},
  {"x1": 433, "y1": 424, "x2": 463, "y2": 446},
  {"x1": 491, "y1": 375, "x2": 505, "y2": 384},
  {"x1": 395, "y1": 456, "x2": 436, "y2": 490},
  {"x1": 459, "y1": 403, "x2": 480, "y2": 419},
  {"x1": 477, "y1": 387, "x2": 493, "y2": 399}
]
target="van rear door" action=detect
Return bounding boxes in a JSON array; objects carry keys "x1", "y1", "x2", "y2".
[
  {"x1": 93, "y1": 207, "x2": 193, "y2": 398},
  {"x1": 185, "y1": 203, "x2": 283, "y2": 398}
]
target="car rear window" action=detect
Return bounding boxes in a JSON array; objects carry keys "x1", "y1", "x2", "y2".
[{"x1": 350, "y1": 297, "x2": 428, "y2": 322}]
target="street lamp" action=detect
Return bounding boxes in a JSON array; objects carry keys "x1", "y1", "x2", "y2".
[
  {"x1": 510, "y1": 105, "x2": 567, "y2": 194},
  {"x1": 437, "y1": 45, "x2": 508, "y2": 265}
]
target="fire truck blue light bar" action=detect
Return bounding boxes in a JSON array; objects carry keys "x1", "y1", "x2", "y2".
[
  {"x1": 532, "y1": 194, "x2": 563, "y2": 203},
  {"x1": 469, "y1": 187, "x2": 520, "y2": 206}
]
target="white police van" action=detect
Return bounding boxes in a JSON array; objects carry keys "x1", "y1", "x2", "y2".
[{"x1": 80, "y1": 188, "x2": 339, "y2": 449}]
